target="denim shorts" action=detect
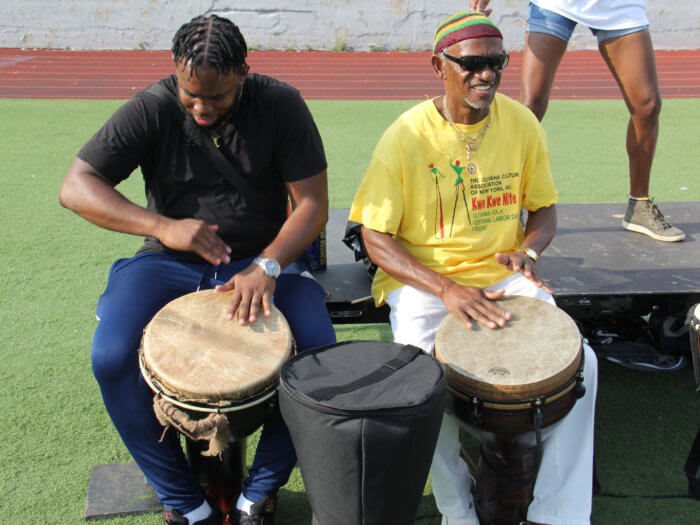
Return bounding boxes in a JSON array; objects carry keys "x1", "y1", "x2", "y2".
[{"x1": 527, "y1": 2, "x2": 648, "y2": 43}]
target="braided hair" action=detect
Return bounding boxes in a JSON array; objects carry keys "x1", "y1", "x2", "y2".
[{"x1": 172, "y1": 14, "x2": 248, "y2": 76}]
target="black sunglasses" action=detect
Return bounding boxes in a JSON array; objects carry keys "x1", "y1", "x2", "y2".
[{"x1": 442, "y1": 51, "x2": 510, "y2": 72}]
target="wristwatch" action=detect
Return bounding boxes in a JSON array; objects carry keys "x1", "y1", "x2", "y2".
[
  {"x1": 253, "y1": 257, "x2": 281, "y2": 278},
  {"x1": 519, "y1": 247, "x2": 539, "y2": 262}
]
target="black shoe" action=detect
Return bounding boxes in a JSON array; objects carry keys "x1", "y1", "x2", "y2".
[
  {"x1": 228, "y1": 495, "x2": 277, "y2": 525},
  {"x1": 162, "y1": 504, "x2": 223, "y2": 525}
]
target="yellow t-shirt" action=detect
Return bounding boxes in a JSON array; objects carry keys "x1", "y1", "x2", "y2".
[{"x1": 349, "y1": 93, "x2": 558, "y2": 306}]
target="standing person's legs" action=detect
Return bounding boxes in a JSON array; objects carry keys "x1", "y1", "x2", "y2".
[
  {"x1": 520, "y1": 3, "x2": 572, "y2": 120},
  {"x1": 597, "y1": 28, "x2": 685, "y2": 241},
  {"x1": 598, "y1": 29, "x2": 660, "y2": 199},
  {"x1": 92, "y1": 253, "x2": 210, "y2": 513}
]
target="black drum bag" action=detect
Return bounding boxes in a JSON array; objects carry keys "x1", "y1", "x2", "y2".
[{"x1": 279, "y1": 341, "x2": 447, "y2": 525}]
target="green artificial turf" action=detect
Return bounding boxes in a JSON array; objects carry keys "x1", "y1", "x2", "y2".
[{"x1": 0, "y1": 97, "x2": 698, "y2": 524}]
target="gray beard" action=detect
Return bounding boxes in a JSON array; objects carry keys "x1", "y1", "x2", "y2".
[{"x1": 463, "y1": 95, "x2": 493, "y2": 110}]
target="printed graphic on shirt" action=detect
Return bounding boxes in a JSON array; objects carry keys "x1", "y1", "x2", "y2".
[
  {"x1": 430, "y1": 157, "x2": 522, "y2": 237},
  {"x1": 428, "y1": 163, "x2": 447, "y2": 239},
  {"x1": 448, "y1": 155, "x2": 471, "y2": 236}
]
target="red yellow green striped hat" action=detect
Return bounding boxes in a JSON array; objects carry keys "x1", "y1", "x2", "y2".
[{"x1": 433, "y1": 11, "x2": 503, "y2": 55}]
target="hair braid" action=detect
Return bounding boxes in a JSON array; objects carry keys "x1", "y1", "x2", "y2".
[{"x1": 172, "y1": 14, "x2": 248, "y2": 76}]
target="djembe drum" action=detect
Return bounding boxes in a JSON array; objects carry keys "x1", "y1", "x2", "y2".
[
  {"x1": 139, "y1": 289, "x2": 294, "y2": 517},
  {"x1": 435, "y1": 296, "x2": 586, "y2": 524}
]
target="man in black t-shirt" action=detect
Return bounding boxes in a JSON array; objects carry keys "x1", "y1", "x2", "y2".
[{"x1": 60, "y1": 15, "x2": 335, "y2": 525}]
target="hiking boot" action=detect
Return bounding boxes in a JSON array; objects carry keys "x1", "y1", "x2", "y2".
[
  {"x1": 162, "y1": 504, "x2": 222, "y2": 525},
  {"x1": 228, "y1": 495, "x2": 277, "y2": 525},
  {"x1": 622, "y1": 197, "x2": 685, "y2": 242}
]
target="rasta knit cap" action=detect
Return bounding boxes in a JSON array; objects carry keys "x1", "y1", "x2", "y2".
[{"x1": 433, "y1": 11, "x2": 503, "y2": 55}]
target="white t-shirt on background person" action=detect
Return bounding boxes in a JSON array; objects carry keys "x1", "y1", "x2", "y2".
[{"x1": 531, "y1": 0, "x2": 649, "y2": 29}]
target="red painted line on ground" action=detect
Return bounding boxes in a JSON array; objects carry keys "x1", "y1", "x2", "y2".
[{"x1": 1, "y1": 48, "x2": 698, "y2": 100}]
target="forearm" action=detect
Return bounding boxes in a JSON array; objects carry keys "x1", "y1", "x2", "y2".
[
  {"x1": 362, "y1": 225, "x2": 511, "y2": 328},
  {"x1": 361, "y1": 226, "x2": 454, "y2": 300},
  {"x1": 59, "y1": 158, "x2": 168, "y2": 239},
  {"x1": 259, "y1": 172, "x2": 329, "y2": 268},
  {"x1": 261, "y1": 200, "x2": 327, "y2": 268},
  {"x1": 521, "y1": 204, "x2": 557, "y2": 255}
]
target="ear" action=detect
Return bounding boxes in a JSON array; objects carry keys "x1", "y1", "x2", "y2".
[
  {"x1": 238, "y1": 64, "x2": 251, "y2": 84},
  {"x1": 175, "y1": 57, "x2": 188, "y2": 74},
  {"x1": 431, "y1": 54, "x2": 446, "y2": 80}
]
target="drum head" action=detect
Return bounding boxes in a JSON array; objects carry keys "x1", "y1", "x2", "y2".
[
  {"x1": 141, "y1": 289, "x2": 293, "y2": 403},
  {"x1": 435, "y1": 296, "x2": 581, "y2": 402}
]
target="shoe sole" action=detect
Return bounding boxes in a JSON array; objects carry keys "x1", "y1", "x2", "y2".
[{"x1": 622, "y1": 221, "x2": 686, "y2": 242}]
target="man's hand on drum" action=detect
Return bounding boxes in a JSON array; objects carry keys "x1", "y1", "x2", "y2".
[
  {"x1": 215, "y1": 265, "x2": 275, "y2": 325},
  {"x1": 469, "y1": 0, "x2": 492, "y2": 17},
  {"x1": 440, "y1": 281, "x2": 511, "y2": 330},
  {"x1": 157, "y1": 218, "x2": 232, "y2": 266},
  {"x1": 494, "y1": 251, "x2": 553, "y2": 295}
]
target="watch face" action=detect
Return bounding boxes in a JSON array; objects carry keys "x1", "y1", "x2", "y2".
[
  {"x1": 525, "y1": 248, "x2": 538, "y2": 261},
  {"x1": 254, "y1": 257, "x2": 281, "y2": 277},
  {"x1": 262, "y1": 259, "x2": 280, "y2": 277}
]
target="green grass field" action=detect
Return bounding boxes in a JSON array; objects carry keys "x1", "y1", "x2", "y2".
[{"x1": 0, "y1": 98, "x2": 698, "y2": 524}]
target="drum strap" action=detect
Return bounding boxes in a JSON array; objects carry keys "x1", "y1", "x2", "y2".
[
  {"x1": 685, "y1": 428, "x2": 700, "y2": 500},
  {"x1": 308, "y1": 344, "x2": 423, "y2": 402}
]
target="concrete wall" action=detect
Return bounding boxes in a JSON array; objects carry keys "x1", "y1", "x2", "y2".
[{"x1": 2, "y1": 1, "x2": 698, "y2": 51}]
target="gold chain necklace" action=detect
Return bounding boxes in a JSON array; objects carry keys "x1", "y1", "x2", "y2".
[{"x1": 441, "y1": 95, "x2": 491, "y2": 175}]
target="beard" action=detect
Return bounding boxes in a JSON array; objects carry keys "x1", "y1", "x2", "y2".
[
  {"x1": 463, "y1": 90, "x2": 496, "y2": 110},
  {"x1": 463, "y1": 96, "x2": 493, "y2": 110},
  {"x1": 463, "y1": 80, "x2": 499, "y2": 110},
  {"x1": 181, "y1": 113, "x2": 209, "y2": 148}
]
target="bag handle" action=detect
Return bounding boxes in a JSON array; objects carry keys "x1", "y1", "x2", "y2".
[
  {"x1": 144, "y1": 83, "x2": 272, "y2": 211},
  {"x1": 308, "y1": 344, "x2": 423, "y2": 402}
]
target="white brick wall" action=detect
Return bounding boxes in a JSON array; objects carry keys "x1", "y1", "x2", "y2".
[{"x1": 1, "y1": 0, "x2": 697, "y2": 51}]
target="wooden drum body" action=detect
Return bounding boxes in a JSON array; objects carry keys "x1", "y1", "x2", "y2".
[
  {"x1": 435, "y1": 296, "x2": 586, "y2": 525},
  {"x1": 139, "y1": 289, "x2": 294, "y2": 516}
]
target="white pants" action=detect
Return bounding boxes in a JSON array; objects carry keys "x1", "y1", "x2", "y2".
[{"x1": 386, "y1": 273, "x2": 598, "y2": 525}]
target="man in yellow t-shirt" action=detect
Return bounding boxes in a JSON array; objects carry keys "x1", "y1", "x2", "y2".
[{"x1": 349, "y1": 11, "x2": 598, "y2": 525}]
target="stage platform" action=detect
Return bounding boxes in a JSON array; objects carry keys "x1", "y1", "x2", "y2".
[{"x1": 315, "y1": 202, "x2": 699, "y2": 323}]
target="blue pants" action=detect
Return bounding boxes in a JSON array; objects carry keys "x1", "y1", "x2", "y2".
[{"x1": 92, "y1": 252, "x2": 336, "y2": 513}]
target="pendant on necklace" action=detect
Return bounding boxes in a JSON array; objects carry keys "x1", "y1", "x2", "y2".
[
  {"x1": 212, "y1": 135, "x2": 221, "y2": 148},
  {"x1": 467, "y1": 162, "x2": 477, "y2": 175}
]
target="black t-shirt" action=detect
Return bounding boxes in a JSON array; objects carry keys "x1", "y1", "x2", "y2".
[{"x1": 78, "y1": 73, "x2": 327, "y2": 260}]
